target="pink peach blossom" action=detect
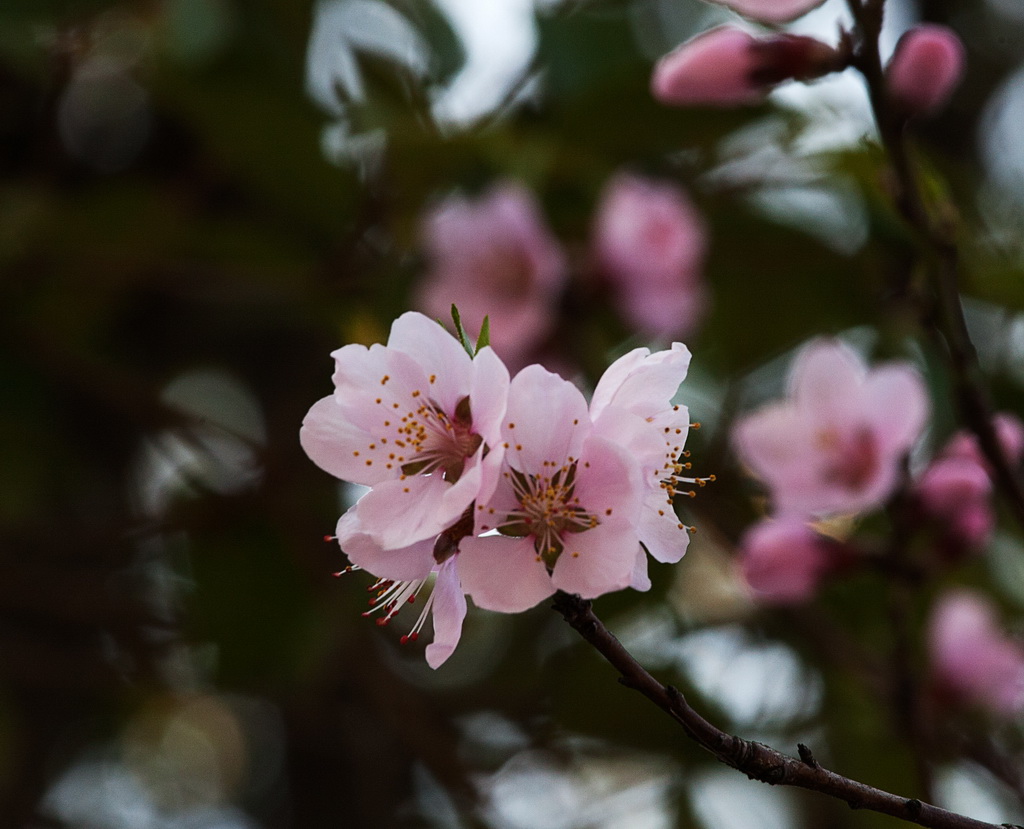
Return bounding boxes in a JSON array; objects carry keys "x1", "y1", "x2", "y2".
[
  {"x1": 652, "y1": 27, "x2": 841, "y2": 108},
  {"x1": 929, "y1": 590, "x2": 1024, "y2": 715},
  {"x1": 887, "y1": 25, "x2": 965, "y2": 116},
  {"x1": 590, "y1": 343, "x2": 697, "y2": 577},
  {"x1": 738, "y1": 516, "x2": 830, "y2": 604},
  {"x1": 300, "y1": 311, "x2": 509, "y2": 552},
  {"x1": 458, "y1": 365, "x2": 645, "y2": 611},
  {"x1": 593, "y1": 174, "x2": 708, "y2": 340},
  {"x1": 733, "y1": 339, "x2": 929, "y2": 517},
  {"x1": 415, "y1": 182, "x2": 567, "y2": 370}
]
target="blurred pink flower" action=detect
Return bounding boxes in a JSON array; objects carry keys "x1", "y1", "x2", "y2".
[
  {"x1": 887, "y1": 24, "x2": 965, "y2": 116},
  {"x1": 733, "y1": 339, "x2": 929, "y2": 517},
  {"x1": 708, "y1": 0, "x2": 826, "y2": 23},
  {"x1": 916, "y1": 455, "x2": 993, "y2": 549},
  {"x1": 738, "y1": 516, "x2": 831, "y2": 604},
  {"x1": 458, "y1": 365, "x2": 645, "y2": 610},
  {"x1": 929, "y1": 590, "x2": 1024, "y2": 715},
  {"x1": 590, "y1": 343, "x2": 697, "y2": 580},
  {"x1": 652, "y1": 27, "x2": 841, "y2": 108},
  {"x1": 416, "y1": 182, "x2": 567, "y2": 370},
  {"x1": 592, "y1": 174, "x2": 708, "y2": 340},
  {"x1": 300, "y1": 311, "x2": 509, "y2": 552}
]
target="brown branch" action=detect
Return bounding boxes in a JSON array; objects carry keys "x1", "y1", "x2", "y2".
[
  {"x1": 552, "y1": 591, "x2": 1011, "y2": 829},
  {"x1": 845, "y1": 0, "x2": 1024, "y2": 531}
]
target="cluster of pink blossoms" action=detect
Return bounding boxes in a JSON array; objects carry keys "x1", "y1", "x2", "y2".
[
  {"x1": 416, "y1": 175, "x2": 707, "y2": 370},
  {"x1": 651, "y1": 0, "x2": 965, "y2": 117},
  {"x1": 300, "y1": 312, "x2": 699, "y2": 667}
]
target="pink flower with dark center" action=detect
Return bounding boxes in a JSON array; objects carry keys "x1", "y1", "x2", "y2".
[
  {"x1": 593, "y1": 174, "x2": 708, "y2": 340},
  {"x1": 590, "y1": 343, "x2": 701, "y2": 585},
  {"x1": 416, "y1": 182, "x2": 567, "y2": 370},
  {"x1": 458, "y1": 365, "x2": 645, "y2": 611},
  {"x1": 652, "y1": 27, "x2": 843, "y2": 108},
  {"x1": 300, "y1": 311, "x2": 509, "y2": 551},
  {"x1": 929, "y1": 590, "x2": 1024, "y2": 716},
  {"x1": 733, "y1": 339, "x2": 929, "y2": 517},
  {"x1": 738, "y1": 516, "x2": 831, "y2": 604},
  {"x1": 887, "y1": 24, "x2": 965, "y2": 116}
]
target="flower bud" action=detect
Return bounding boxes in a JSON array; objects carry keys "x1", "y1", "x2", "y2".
[
  {"x1": 710, "y1": 0, "x2": 827, "y2": 24},
  {"x1": 652, "y1": 27, "x2": 844, "y2": 108},
  {"x1": 886, "y1": 24, "x2": 966, "y2": 116},
  {"x1": 916, "y1": 455, "x2": 993, "y2": 549},
  {"x1": 738, "y1": 516, "x2": 831, "y2": 605}
]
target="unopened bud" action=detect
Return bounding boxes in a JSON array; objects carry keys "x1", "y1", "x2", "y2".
[
  {"x1": 887, "y1": 24, "x2": 965, "y2": 116},
  {"x1": 710, "y1": 0, "x2": 827, "y2": 24},
  {"x1": 652, "y1": 26, "x2": 844, "y2": 108}
]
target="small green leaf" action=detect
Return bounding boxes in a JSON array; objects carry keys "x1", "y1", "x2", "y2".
[
  {"x1": 475, "y1": 315, "x2": 490, "y2": 352},
  {"x1": 450, "y1": 304, "x2": 474, "y2": 357}
]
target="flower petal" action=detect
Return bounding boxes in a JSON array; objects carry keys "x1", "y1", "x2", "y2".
[
  {"x1": 504, "y1": 365, "x2": 590, "y2": 472},
  {"x1": 425, "y1": 558, "x2": 467, "y2": 669},
  {"x1": 591, "y1": 343, "x2": 691, "y2": 420},
  {"x1": 336, "y1": 510, "x2": 435, "y2": 580},
  {"x1": 300, "y1": 395, "x2": 389, "y2": 485},
  {"x1": 457, "y1": 535, "x2": 555, "y2": 612},
  {"x1": 551, "y1": 523, "x2": 642, "y2": 599}
]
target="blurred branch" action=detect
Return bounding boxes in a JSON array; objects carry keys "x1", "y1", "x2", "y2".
[
  {"x1": 845, "y1": 0, "x2": 1024, "y2": 532},
  {"x1": 553, "y1": 591, "x2": 1010, "y2": 829}
]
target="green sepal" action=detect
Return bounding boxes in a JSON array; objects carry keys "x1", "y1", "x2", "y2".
[
  {"x1": 475, "y1": 315, "x2": 490, "y2": 352},
  {"x1": 450, "y1": 304, "x2": 475, "y2": 357}
]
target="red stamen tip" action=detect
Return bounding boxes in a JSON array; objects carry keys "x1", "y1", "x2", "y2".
[
  {"x1": 400, "y1": 635, "x2": 410, "y2": 644},
  {"x1": 376, "y1": 618, "x2": 389, "y2": 627},
  {"x1": 407, "y1": 595, "x2": 416, "y2": 604},
  {"x1": 409, "y1": 632, "x2": 419, "y2": 642},
  {"x1": 323, "y1": 535, "x2": 336, "y2": 543}
]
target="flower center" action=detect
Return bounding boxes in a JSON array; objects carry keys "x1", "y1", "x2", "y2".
[
  {"x1": 400, "y1": 396, "x2": 483, "y2": 483},
  {"x1": 497, "y1": 462, "x2": 599, "y2": 567},
  {"x1": 818, "y1": 426, "x2": 879, "y2": 492}
]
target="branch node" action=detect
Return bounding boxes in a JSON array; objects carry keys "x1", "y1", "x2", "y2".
[
  {"x1": 905, "y1": 798, "x2": 922, "y2": 818},
  {"x1": 797, "y1": 743, "x2": 818, "y2": 769}
]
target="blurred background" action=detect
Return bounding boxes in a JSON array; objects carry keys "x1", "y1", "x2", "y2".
[{"x1": 5, "y1": 0, "x2": 1024, "y2": 826}]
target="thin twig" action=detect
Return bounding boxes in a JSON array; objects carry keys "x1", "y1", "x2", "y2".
[
  {"x1": 552, "y1": 591, "x2": 1009, "y2": 829},
  {"x1": 846, "y1": 0, "x2": 1024, "y2": 530}
]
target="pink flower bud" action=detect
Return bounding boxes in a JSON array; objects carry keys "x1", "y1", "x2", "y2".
[
  {"x1": 916, "y1": 455, "x2": 993, "y2": 549},
  {"x1": 652, "y1": 27, "x2": 842, "y2": 108},
  {"x1": 929, "y1": 590, "x2": 1024, "y2": 716},
  {"x1": 738, "y1": 516, "x2": 831, "y2": 605},
  {"x1": 710, "y1": 0, "x2": 827, "y2": 24},
  {"x1": 886, "y1": 24, "x2": 966, "y2": 115},
  {"x1": 945, "y1": 413, "x2": 1024, "y2": 470}
]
